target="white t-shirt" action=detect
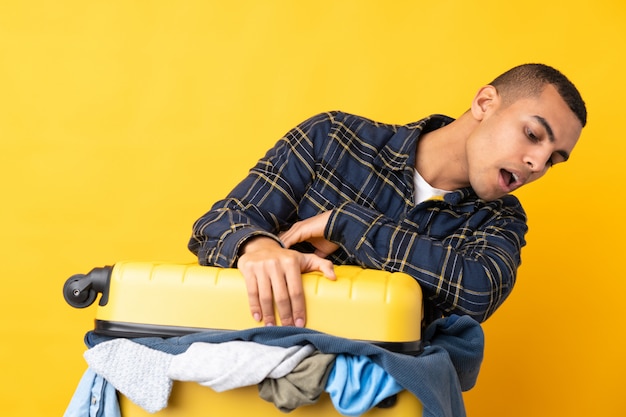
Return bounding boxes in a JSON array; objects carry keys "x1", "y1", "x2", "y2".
[{"x1": 413, "y1": 169, "x2": 451, "y2": 204}]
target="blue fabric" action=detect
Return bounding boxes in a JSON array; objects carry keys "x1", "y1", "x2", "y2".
[
  {"x1": 422, "y1": 314, "x2": 484, "y2": 391},
  {"x1": 325, "y1": 354, "x2": 404, "y2": 416},
  {"x1": 63, "y1": 368, "x2": 121, "y2": 417},
  {"x1": 83, "y1": 314, "x2": 483, "y2": 417}
]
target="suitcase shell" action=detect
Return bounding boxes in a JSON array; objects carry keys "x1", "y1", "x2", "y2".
[{"x1": 65, "y1": 261, "x2": 424, "y2": 416}]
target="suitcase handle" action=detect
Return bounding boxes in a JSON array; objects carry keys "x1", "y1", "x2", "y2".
[{"x1": 63, "y1": 266, "x2": 112, "y2": 308}]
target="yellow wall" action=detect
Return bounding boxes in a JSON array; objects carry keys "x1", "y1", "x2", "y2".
[{"x1": 1, "y1": 1, "x2": 624, "y2": 416}]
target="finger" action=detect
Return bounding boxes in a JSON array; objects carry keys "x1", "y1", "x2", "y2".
[
  {"x1": 240, "y1": 267, "x2": 263, "y2": 323},
  {"x1": 302, "y1": 254, "x2": 336, "y2": 280},
  {"x1": 256, "y1": 269, "x2": 278, "y2": 326},
  {"x1": 279, "y1": 227, "x2": 304, "y2": 249},
  {"x1": 268, "y1": 265, "x2": 294, "y2": 326},
  {"x1": 318, "y1": 260, "x2": 336, "y2": 281},
  {"x1": 284, "y1": 266, "x2": 306, "y2": 328},
  {"x1": 310, "y1": 238, "x2": 340, "y2": 258}
]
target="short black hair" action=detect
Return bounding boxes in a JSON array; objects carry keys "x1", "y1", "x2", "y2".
[{"x1": 490, "y1": 63, "x2": 587, "y2": 127}]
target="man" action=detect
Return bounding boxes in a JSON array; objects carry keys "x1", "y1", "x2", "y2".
[{"x1": 188, "y1": 63, "x2": 586, "y2": 328}]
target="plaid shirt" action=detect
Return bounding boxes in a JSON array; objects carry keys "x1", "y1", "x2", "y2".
[{"x1": 189, "y1": 111, "x2": 528, "y2": 322}]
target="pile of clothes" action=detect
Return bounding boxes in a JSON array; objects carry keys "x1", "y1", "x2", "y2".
[{"x1": 64, "y1": 314, "x2": 484, "y2": 417}]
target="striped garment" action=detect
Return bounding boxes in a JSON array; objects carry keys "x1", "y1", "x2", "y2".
[{"x1": 188, "y1": 111, "x2": 527, "y2": 323}]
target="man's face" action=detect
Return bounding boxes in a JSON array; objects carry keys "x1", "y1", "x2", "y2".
[{"x1": 466, "y1": 84, "x2": 583, "y2": 201}]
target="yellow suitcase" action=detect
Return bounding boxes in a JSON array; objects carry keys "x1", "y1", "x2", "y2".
[{"x1": 64, "y1": 261, "x2": 424, "y2": 416}]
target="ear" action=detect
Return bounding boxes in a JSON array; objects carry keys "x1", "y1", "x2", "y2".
[{"x1": 470, "y1": 85, "x2": 500, "y2": 121}]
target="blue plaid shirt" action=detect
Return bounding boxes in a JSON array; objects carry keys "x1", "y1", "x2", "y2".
[{"x1": 188, "y1": 111, "x2": 527, "y2": 322}]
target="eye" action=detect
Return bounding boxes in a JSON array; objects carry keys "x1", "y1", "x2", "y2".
[{"x1": 526, "y1": 127, "x2": 539, "y2": 142}]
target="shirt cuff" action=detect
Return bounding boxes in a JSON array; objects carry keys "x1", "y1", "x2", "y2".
[{"x1": 198, "y1": 227, "x2": 282, "y2": 268}]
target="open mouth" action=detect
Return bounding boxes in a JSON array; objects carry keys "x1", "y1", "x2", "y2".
[{"x1": 500, "y1": 169, "x2": 520, "y2": 191}]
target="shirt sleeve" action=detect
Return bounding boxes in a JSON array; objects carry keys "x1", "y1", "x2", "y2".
[
  {"x1": 325, "y1": 199, "x2": 527, "y2": 322},
  {"x1": 188, "y1": 112, "x2": 336, "y2": 267}
]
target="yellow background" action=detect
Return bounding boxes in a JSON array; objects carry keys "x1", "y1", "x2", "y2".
[{"x1": 1, "y1": 1, "x2": 624, "y2": 416}]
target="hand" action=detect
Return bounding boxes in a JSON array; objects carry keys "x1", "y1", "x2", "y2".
[
  {"x1": 279, "y1": 211, "x2": 340, "y2": 257},
  {"x1": 237, "y1": 236, "x2": 335, "y2": 327}
]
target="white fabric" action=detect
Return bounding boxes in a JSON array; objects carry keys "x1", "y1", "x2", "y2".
[
  {"x1": 84, "y1": 338, "x2": 316, "y2": 412},
  {"x1": 167, "y1": 341, "x2": 316, "y2": 392},
  {"x1": 413, "y1": 168, "x2": 451, "y2": 204},
  {"x1": 83, "y1": 338, "x2": 174, "y2": 413}
]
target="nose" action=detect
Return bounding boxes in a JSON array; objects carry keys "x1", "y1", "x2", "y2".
[
  {"x1": 524, "y1": 150, "x2": 550, "y2": 173},
  {"x1": 525, "y1": 159, "x2": 539, "y2": 172},
  {"x1": 524, "y1": 156, "x2": 540, "y2": 173}
]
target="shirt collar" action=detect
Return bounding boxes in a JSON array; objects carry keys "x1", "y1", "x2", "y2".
[{"x1": 374, "y1": 114, "x2": 455, "y2": 171}]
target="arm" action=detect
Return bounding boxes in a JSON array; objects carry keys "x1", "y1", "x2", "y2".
[
  {"x1": 188, "y1": 112, "x2": 339, "y2": 326},
  {"x1": 281, "y1": 198, "x2": 527, "y2": 323},
  {"x1": 326, "y1": 200, "x2": 526, "y2": 322},
  {"x1": 188, "y1": 112, "x2": 337, "y2": 266}
]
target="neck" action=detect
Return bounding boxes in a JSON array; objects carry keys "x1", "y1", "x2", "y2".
[{"x1": 415, "y1": 112, "x2": 476, "y2": 191}]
